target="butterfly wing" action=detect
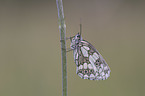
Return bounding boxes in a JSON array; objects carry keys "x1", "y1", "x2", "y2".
[{"x1": 73, "y1": 40, "x2": 111, "y2": 80}]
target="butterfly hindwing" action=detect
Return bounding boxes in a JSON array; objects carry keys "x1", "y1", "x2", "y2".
[{"x1": 74, "y1": 40, "x2": 110, "y2": 80}]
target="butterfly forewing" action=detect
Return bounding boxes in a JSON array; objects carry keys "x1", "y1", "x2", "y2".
[{"x1": 71, "y1": 34, "x2": 110, "y2": 80}]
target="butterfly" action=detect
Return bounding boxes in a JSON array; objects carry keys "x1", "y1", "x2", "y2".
[{"x1": 70, "y1": 25, "x2": 111, "y2": 80}]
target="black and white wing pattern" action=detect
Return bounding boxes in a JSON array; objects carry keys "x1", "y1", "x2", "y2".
[{"x1": 70, "y1": 33, "x2": 111, "y2": 80}]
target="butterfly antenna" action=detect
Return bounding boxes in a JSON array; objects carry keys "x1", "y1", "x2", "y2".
[{"x1": 80, "y1": 18, "x2": 82, "y2": 37}]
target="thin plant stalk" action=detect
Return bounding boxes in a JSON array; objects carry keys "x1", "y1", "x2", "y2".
[{"x1": 56, "y1": 0, "x2": 67, "y2": 96}]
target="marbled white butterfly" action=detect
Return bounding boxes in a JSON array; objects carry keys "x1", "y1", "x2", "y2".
[{"x1": 70, "y1": 25, "x2": 111, "y2": 80}]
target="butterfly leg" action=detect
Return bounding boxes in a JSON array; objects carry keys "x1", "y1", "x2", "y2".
[
  {"x1": 60, "y1": 36, "x2": 75, "y2": 42},
  {"x1": 66, "y1": 48, "x2": 73, "y2": 52},
  {"x1": 60, "y1": 36, "x2": 74, "y2": 52},
  {"x1": 61, "y1": 47, "x2": 73, "y2": 52}
]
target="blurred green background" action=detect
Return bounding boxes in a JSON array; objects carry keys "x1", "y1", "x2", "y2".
[{"x1": 0, "y1": 0, "x2": 145, "y2": 96}]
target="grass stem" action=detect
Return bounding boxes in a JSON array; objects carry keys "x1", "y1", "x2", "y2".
[{"x1": 56, "y1": 0, "x2": 67, "y2": 96}]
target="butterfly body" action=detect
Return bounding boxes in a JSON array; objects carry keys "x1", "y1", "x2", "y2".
[{"x1": 70, "y1": 33, "x2": 111, "y2": 80}]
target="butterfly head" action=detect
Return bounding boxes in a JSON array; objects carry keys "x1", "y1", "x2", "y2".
[{"x1": 70, "y1": 33, "x2": 82, "y2": 49}]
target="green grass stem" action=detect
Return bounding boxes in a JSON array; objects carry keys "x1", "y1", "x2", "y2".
[{"x1": 56, "y1": 0, "x2": 67, "y2": 96}]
